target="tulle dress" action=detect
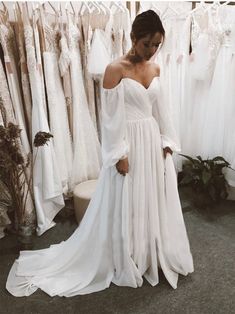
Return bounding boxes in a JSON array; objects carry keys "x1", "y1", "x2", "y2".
[
  {"x1": 23, "y1": 10, "x2": 64, "y2": 236},
  {"x1": 201, "y1": 6, "x2": 235, "y2": 163},
  {"x1": 6, "y1": 76, "x2": 194, "y2": 297},
  {"x1": 67, "y1": 13, "x2": 102, "y2": 187},
  {"x1": 187, "y1": 6, "x2": 222, "y2": 158},
  {"x1": 156, "y1": 11, "x2": 192, "y2": 171},
  {"x1": 41, "y1": 13, "x2": 73, "y2": 194}
]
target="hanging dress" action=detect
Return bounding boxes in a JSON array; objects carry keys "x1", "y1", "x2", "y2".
[
  {"x1": 58, "y1": 18, "x2": 73, "y2": 138},
  {"x1": 23, "y1": 7, "x2": 64, "y2": 236},
  {"x1": 87, "y1": 12, "x2": 113, "y2": 138},
  {"x1": 0, "y1": 16, "x2": 31, "y2": 159},
  {"x1": 6, "y1": 76, "x2": 194, "y2": 297},
  {"x1": 0, "y1": 11, "x2": 35, "y2": 227},
  {"x1": 156, "y1": 11, "x2": 192, "y2": 171},
  {"x1": 67, "y1": 12, "x2": 101, "y2": 187},
  {"x1": 201, "y1": 6, "x2": 234, "y2": 161},
  {"x1": 14, "y1": 6, "x2": 32, "y2": 144},
  {"x1": 111, "y1": 8, "x2": 131, "y2": 60},
  {"x1": 80, "y1": 11, "x2": 98, "y2": 133},
  {"x1": 41, "y1": 11, "x2": 73, "y2": 194},
  {"x1": 188, "y1": 6, "x2": 222, "y2": 157}
]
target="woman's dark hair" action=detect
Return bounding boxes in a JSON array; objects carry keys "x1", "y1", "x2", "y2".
[{"x1": 131, "y1": 10, "x2": 165, "y2": 41}]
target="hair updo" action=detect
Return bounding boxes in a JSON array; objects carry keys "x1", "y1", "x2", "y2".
[{"x1": 131, "y1": 10, "x2": 165, "y2": 42}]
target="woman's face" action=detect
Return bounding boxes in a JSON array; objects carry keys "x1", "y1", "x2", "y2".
[{"x1": 133, "y1": 32, "x2": 163, "y2": 61}]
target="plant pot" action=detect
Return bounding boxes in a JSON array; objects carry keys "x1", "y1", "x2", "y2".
[
  {"x1": 193, "y1": 192, "x2": 212, "y2": 210},
  {"x1": 17, "y1": 224, "x2": 34, "y2": 249}
]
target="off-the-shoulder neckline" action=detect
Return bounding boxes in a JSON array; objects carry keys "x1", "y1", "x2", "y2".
[{"x1": 103, "y1": 76, "x2": 160, "y2": 91}]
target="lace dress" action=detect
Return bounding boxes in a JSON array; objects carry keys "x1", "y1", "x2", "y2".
[
  {"x1": 58, "y1": 25, "x2": 73, "y2": 138},
  {"x1": 0, "y1": 18, "x2": 31, "y2": 156},
  {"x1": 0, "y1": 72, "x2": 11, "y2": 239},
  {"x1": 111, "y1": 9, "x2": 131, "y2": 60},
  {"x1": 67, "y1": 13, "x2": 101, "y2": 187},
  {"x1": 6, "y1": 76, "x2": 193, "y2": 297},
  {"x1": 188, "y1": 6, "x2": 222, "y2": 157},
  {"x1": 200, "y1": 5, "x2": 235, "y2": 187},
  {"x1": 0, "y1": 57, "x2": 16, "y2": 124},
  {"x1": 87, "y1": 12, "x2": 113, "y2": 138},
  {"x1": 23, "y1": 7, "x2": 64, "y2": 236},
  {"x1": 156, "y1": 10, "x2": 192, "y2": 171},
  {"x1": 41, "y1": 12, "x2": 73, "y2": 194},
  {"x1": 14, "y1": 7, "x2": 32, "y2": 143},
  {"x1": 0, "y1": 12, "x2": 35, "y2": 228},
  {"x1": 80, "y1": 12, "x2": 98, "y2": 133}
]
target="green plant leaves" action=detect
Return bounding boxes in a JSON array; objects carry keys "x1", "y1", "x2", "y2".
[{"x1": 179, "y1": 154, "x2": 231, "y2": 208}]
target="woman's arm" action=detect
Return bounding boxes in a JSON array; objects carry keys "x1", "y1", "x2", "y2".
[
  {"x1": 103, "y1": 62, "x2": 123, "y2": 89},
  {"x1": 102, "y1": 64, "x2": 129, "y2": 176},
  {"x1": 152, "y1": 64, "x2": 180, "y2": 155}
]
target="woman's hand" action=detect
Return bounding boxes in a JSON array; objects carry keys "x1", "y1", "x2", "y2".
[
  {"x1": 163, "y1": 146, "x2": 173, "y2": 159},
  {"x1": 116, "y1": 157, "x2": 129, "y2": 176}
]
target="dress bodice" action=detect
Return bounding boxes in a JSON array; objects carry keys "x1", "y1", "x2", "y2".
[
  {"x1": 24, "y1": 25, "x2": 37, "y2": 73},
  {"x1": 67, "y1": 14, "x2": 81, "y2": 51},
  {"x1": 0, "y1": 22, "x2": 16, "y2": 59},
  {"x1": 218, "y1": 7, "x2": 235, "y2": 48},
  {"x1": 43, "y1": 22, "x2": 61, "y2": 54},
  {"x1": 122, "y1": 77, "x2": 160, "y2": 121}
]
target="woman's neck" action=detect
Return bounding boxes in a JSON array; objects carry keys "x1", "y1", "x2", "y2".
[{"x1": 126, "y1": 51, "x2": 147, "y2": 65}]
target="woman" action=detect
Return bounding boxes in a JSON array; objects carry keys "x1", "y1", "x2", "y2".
[{"x1": 6, "y1": 10, "x2": 194, "y2": 297}]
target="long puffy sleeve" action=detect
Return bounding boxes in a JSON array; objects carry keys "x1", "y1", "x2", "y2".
[
  {"x1": 101, "y1": 82, "x2": 129, "y2": 168},
  {"x1": 152, "y1": 79, "x2": 181, "y2": 152}
]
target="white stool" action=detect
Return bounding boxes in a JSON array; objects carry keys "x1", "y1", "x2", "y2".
[{"x1": 73, "y1": 179, "x2": 97, "y2": 224}]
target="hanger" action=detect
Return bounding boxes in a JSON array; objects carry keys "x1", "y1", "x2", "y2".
[
  {"x1": 0, "y1": 1, "x2": 8, "y2": 23},
  {"x1": 65, "y1": 1, "x2": 75, "y2": 15},
  {"x1": 221, "y1": 1, "x2": 230, "y2": 6},
  {"x1": 42, "y1": 1, "x2": 57, "y2": 15},
  {"x1": 95, "y1": 2, "x2": 107, "y2": 15},
  {"x1": 150, "y1": 2, "x2": 162, "y2": 16},
  {"x1": 79, "y1": 1, "x2": 92, "y2": 15},
  {"x1": 110, "y1": 1, "x2": 125, "y2": 13},
  {"x1": 83, "y1": 1, "x2": 100, "y2": 14},
  {"x1": 0, "y1": 1, "x2": 7, "y2": 12},
  {"x1": 162, "y1": 2, "x2": 179, "y2": 19},
  {"x1": 189, "y1": 1, "x2": 207, "y2": 15},
  {"x1": 91, "y1": 2, "x2": 102, "y2": 14},
  {"x1": 13, "y1": 2, "x2": 23, "y2": 22},
  {"x1": 204, "y1": 1, "x2": 221, "y2": 13},
  {"x1": 21, "y1": 2, "x2": 30, "y2": 26},
  {"x1": 117, "y1": 1, "x2": 127, "y2": 12}
]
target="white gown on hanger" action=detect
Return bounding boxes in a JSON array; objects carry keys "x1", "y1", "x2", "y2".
[
  {"x1": 67, "y1": 14, "x2": 101, "y2": 187},
  {"x1": 23, "y1": 12, "x2": 64, "y2": 236},
  {"x1": 201, "y1": 6, "x2": 235, "y2": 161},
  {"x1": 188, "y1": 7, "x2": 222, "y2": 157},
  {"x1": 42, "y1": 18, "x2": 73, "y2": 194},
  {"x1": 156, "y1": 11, "x2": 192, "y2": 171},
  {"x1": 6, "y1": 76, "x2": 194, "y2": 297},
  {"x1": 87, "y1": 13, "x2": 113, "y2": 76}
]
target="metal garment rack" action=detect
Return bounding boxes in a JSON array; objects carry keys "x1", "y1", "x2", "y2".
[{"x1": 130, "y1": 1, "x2": 235, "y2": 15}]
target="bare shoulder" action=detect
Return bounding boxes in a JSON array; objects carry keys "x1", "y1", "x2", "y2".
[
  {"x1": 150, "y1": 62, "x2": 161, "y2": 77},
  {"x1": 103, "y1": 59, "x2": 124, "y2": 89}
]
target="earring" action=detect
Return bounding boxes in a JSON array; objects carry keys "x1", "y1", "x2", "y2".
[{"x1": 130, "y1": 45, "x2": 136, "y2": 56}]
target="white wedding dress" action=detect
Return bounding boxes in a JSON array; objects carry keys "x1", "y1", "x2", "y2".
[
  {"x1": 156, "y1": 11, "x2": 192, "y2": 171},
  {"x1": 6, "y1": 77, "x2": 194, "y2": 297},
  {"x1": 42, "y1": 15, "x2": 73, "y2": 194},
  {"x1": 201, "y1": 6, "x2": 235, "y2": 162},
  {"x1": 188, "y1": 7, "x2": 222, "y2": 158},
  {"x1": 23, "y1": 8, "x2": 64, "y2": 236},
  {"x1": 67, "y1": 14, "x2": 101, "y2": 187}
]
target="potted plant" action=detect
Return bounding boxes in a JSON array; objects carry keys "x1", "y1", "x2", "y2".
[
  {"x1": 178, "y1": 154, "x2": 234, "y2": 209},
  {"x1": 0, "y1": 121, "x2": 53, "y2": 237}
]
